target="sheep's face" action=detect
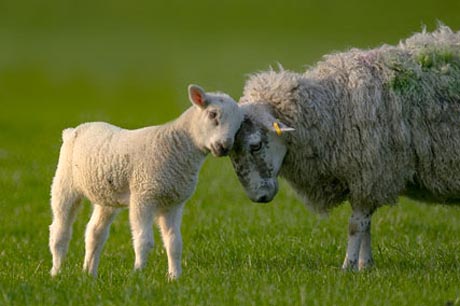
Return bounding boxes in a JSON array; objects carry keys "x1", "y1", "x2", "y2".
[
  {"x1": 189, "y1": 85, "x2": 244, "y2": 157},
  {"x1": 229, "y1": 104, "x2": 294, "y2": 203}
]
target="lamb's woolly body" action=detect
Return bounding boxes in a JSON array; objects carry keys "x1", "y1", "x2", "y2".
[
  {"x1": 58, "y1": 111, "x2": 205, "y2": 208},
  {"x1": 49, "y1": 87, "x2": 243, "y2": 279},
  {"x1": 241, "y1": 25, "x2": 460, "y2": 213}
]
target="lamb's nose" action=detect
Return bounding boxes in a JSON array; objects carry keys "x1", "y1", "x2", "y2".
[
  {"x1": 216, "y1": 143, "x2": 230, "y2": 156},
  {"x1": 217, "y1": 138, "x2": 233, "y2": 155}
]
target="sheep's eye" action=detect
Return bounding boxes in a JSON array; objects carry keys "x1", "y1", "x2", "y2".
[{"x1": 250, "y1": 142, "x2": 262, "y2": 153}]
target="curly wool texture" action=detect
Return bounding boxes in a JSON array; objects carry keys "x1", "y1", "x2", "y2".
[
  {"x1": 241, "y1": 26, "x2": 460, "y2": 213},
  {"x1": 54, "y1": 111, "x2": 207, "y2": 208},
  {"x1": 49, "y1": 86, "x2": 244, "y2": 279}
]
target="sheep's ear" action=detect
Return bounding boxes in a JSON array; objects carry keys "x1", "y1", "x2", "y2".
[
  {"x1": 269, "y1": 120, "x2": 295, "y2": 136},
  {"x1": 188, "y1": 84, "x2": 208, "y2": 109},
  {"x1": 257, "y1": 110, "x2": 295, "y2": 135},
  {"x1": 241, "y1": 103, "x2": 295, "y2": 135}
]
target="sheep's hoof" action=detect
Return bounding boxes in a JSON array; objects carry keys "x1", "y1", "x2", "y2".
[
  {"x1": 342, "y1": 260, "x2": 359, "y2": 271},
  {"x1": 358, "y1": 259, "x2": 374, "y2": 271}
]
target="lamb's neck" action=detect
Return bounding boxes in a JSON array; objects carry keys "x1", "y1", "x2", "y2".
[{"x1": 160, "y1": 107, "x2": 208, "y2": 161}]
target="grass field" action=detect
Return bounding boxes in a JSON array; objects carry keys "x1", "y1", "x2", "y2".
[{"x1": 1, "y1": 1, "x2": 460, "y2": 305}]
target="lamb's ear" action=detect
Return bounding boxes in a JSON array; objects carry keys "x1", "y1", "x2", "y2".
[{"x1": 188, "y1": 84, "x2": 208, "y2": 109}]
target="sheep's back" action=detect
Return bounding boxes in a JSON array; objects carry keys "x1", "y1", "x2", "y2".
[
  {"x1": 302, "y1": 26, "x2": 460, "y2": 208},
  {"x1": 244, "y1": 26, "x2": 460, "y2": 211}
]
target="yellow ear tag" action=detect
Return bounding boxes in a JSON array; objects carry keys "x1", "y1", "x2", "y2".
[{"x1": 273, "y1": 122, "x2": 282, "y2": 136}]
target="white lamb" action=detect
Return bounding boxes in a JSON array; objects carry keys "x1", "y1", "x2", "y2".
[{"x1": 49, "y1": 85, "x2": 243, "y2": 279}]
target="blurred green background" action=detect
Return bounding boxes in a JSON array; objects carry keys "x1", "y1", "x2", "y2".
[
  {"x1": 1, "y1": 1, "x2": 460, "y2": 305},
  {"x1": 1, "y1": 0, "x2": 459, "y2": 204},
  {"x1": 1, "y1": 0, "x2": 459, "y2": 128}
]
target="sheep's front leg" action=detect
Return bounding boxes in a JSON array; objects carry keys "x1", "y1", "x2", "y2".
[
  {"x1": 129, "y1": 201, "x2": 155, "y2": 270},
  {"x1": 157, "y1": 203, "x2": 185, "y2": 280},
  {"x1": 342, "y1": 208, "x2": 374, "y2": 270},
  {"x1": 83, "y1": 205, "x2": 119, "y2": 277}
]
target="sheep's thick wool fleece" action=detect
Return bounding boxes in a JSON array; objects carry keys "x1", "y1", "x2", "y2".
[{"x1": 241, "y1": 26, "x2": 460, "y2": 212}]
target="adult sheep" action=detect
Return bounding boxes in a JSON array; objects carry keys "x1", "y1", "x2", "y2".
[
  {"x1": 229, "y1": 26, "x2": 460, "y2": 270},
  {"x1": 49, "y1": 85, "x2": 243, "y2": 279}
]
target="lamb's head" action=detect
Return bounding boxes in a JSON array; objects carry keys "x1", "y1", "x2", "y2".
[
  {"x1": 188, "y1": 85, "x2": 244, "y2": 157},
  {"x1": 229, "y1": 103, "x2": 294, "y2": 203}
]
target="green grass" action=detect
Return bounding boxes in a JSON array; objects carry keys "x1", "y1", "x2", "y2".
[
  {"x1": 1, "y1": 159, "x2": 460, "y2": 306},
  {"x1": 1, "y1": 1, "x2": 460, "y2": 305}
]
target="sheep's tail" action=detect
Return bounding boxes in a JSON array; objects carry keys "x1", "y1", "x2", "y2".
[{"x1": 62, "y1": 128, "x2": 75, "y2": 142}]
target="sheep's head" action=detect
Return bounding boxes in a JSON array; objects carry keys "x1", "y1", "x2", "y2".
[
  {"x1": 188, "y1": 85, "x2": 244, "y2": 157},
  {"x1": 229, "y1": 103, "x2": 294, "y2": 203}
]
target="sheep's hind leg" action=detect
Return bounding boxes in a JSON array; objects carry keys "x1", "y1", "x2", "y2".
[
  {"x1": 157, "y1": 203, "x2": 185, "y2": 280},
  {"x1": 49, "y1": 190, "x2": 81, "y2": 277},
  {"x1": 358, "y1": 219, "x2": 374, "y2": 270},
  {"x1": 129, "y1": 200, "x2": 155, "y2": 271},
  {"x1": 342, "y1": 208, "x2": 373, "y2": 271},
  {"x1": 83, "y1": 205, "x2": 120, "y2": 277}
]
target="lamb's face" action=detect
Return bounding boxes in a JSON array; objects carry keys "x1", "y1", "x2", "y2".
[
  {"x1": 188, "y1": 85, "x2": 244, "y2": 157},
  {"x1": 202, "y1": 95, "x2": 243, "y2": 157},
  {"x1": 229, "y1": 116, "x2": 289, "y2": 203}
]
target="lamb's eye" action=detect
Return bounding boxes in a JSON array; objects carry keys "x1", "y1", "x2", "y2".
[
  {"x1": 208, "y1": 111, "x2": 217, "y2": 120},
  {"x1": 250, "y1": 142, "x2": 262, "y2": 152},
  {"x1": 207, "y1": 112, "x2": 219, "y2": 126}
]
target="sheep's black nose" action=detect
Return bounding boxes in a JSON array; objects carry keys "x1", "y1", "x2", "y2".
[{"x1": 256, "y1": 195, "x2": 270, "y2": 203}]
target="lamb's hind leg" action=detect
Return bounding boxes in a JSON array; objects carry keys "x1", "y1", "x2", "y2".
[
  {"x1": 129, "y1": 199, "x2": 155, "y2": 270},
  {"x1": 83, "y1": 205, "x2": 120, "y2": 277},
  {"x1": 342, "y1": 207, "x2": 374, "y2": 270},
  {"x1": 157, "y1": 203, "x2": 185, "y2": 280},
  {"x1": 49, "y1": 186, "x2": 81, "y2": 276}
]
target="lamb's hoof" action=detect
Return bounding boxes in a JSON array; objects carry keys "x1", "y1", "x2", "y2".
[
  {"x1": 84, "y1": 270, "x2": 98, "y2": 278},
  {"x1": 133, "y1": 263, "x2": 145, "y2": 271},
  {"x1": 167, "y1": 272, "x2": 181, "y2": 282},
  {"x1": 50, "y1": 268, "x2": 59, "y2": 277}
]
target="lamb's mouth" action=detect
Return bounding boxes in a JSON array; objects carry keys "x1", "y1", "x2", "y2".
[{"x1": 210, "y1": 143, "x2": 230, "y2": 157}]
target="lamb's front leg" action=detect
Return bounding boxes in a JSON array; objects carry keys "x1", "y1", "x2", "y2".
[
  {"x1": 157, "y1": 203, "x2": 185, "y2": 280},
  {"x1": 129, "y1": 200, "x2": 155, "y2": 270},
  {"x1": 342, "y1": 207, "x2": 374, "y2": 270}
]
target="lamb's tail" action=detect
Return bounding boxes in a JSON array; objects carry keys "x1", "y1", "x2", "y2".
[
  {"x1": 62, "y1": 128, "x2": 75, "y2": 142},
  {"x1": 50, "y1": 127, "x2": 81, "y2": 277}
]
